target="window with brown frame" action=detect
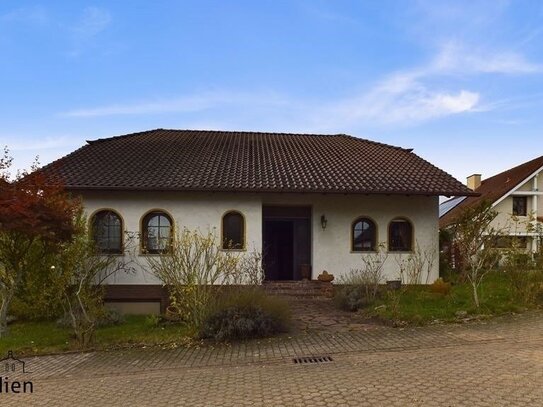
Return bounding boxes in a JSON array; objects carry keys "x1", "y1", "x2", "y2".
[
  {"x1": 91, "y1": 210, "x2": 123, "y2": 254},
  {"x1": 512, "y1": 196, "x2": 528, "y2": 216},
  {"x1": 222, "y1": 211, "x2": 245, "y2": 249},
  {"x1": 352, "y1": 218, "x2": 377, "y2": 251},
  {"x1": 142, "y1": 211, "x2": 173, "y2": 254},
  {"x1": 388, "y1": 218, "x2": 413, "y2": 252}
]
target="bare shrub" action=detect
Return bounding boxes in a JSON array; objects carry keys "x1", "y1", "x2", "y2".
[
  {"x1": 335, "y1": 244, "x2": 388, "y2": 311},
  {"x1": 145, "y1": 228, "x2": 264, "y2": 332},
  {"x1": 393, "y1": 241, "x2": 437, "y2": 285},
  {"x1": 52, "y1": 212, "x2": 135, "y2": 348}
]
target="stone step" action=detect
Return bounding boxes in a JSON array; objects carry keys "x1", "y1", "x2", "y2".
[{"x1": 262, "y1": 280, "x2": 334, "y2": 298}]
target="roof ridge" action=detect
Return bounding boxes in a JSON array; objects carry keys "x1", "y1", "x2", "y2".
[
  {"x1": 87, "y1": 128, "x2": 164, "y2": 144},
  {"x1": 86, "y1": 128, "x2": 412, "y2": 152}
]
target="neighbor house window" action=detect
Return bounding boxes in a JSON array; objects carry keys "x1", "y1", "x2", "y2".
[
  {"x1": 91, "y1": 210, "x2": 123, "y2": 254},
  {"x1": 512, "y1": 196, "x2": 528, "y2": 216},
  {"x1": 222, "y1": 211, "x2": 245, "y2": 249},
  {"x1": 142, "y1": 211, "x2": 173, "y2": 254},
  {"x1": 388, "y1": 218, "x2": 413, "y2": 252},
  {"x1": 352, "y1": 217, "x2": 376, "y2": 251}
]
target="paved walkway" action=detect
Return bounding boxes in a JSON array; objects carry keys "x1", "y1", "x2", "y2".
[
  {"x1": 2, "y1": 311, "x2": 543, "y2": 406},
  {"x1": 288, "y1": 297, "x2": 378, "y2": 333}
]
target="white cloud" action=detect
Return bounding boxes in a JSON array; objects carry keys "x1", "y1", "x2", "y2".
[
  {"x1": 73, "y1": 7, "x2": 111, "y2": 38},
  {"x1": 62, "y1": 90, "x2": 288, "y2": 117},
  {"x1": 0, "y1": 6, "x2": 49, "y2": 25},
  {"x1": 63, "y1": 39, "x2": 539, "y2": 129},
  {"x1": 432, "y1": 42, "x2": 542, "y2": 74},
  {"x1": 67, "y1": 7, "x2": 111, "y2": 56},
  {"x1": 0, "y1": 135, "x2": 81, "y2": 152},
  {"x1": 312, "y1": 41, "x2": 539, "y2": 128},
  {"x1": 323, "y1": 74, "x2": 480, "y2": 127}
]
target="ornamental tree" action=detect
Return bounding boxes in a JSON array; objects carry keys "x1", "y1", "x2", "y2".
[
  {"x1": 0, "y1": 147, "x2": 78, "y2": 337},
  {"x1": 449, "y1": 200, "x2": 503, "y2": 308}
]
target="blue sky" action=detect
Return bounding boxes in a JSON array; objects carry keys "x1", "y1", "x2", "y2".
[{"x1": 1, "y1": 1, "x2": 542, "y2": 185}]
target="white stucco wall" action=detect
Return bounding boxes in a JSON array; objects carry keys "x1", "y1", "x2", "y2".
[
  {"x1": 80, "y1": 191, "x2": 440, "y2": 285},
  {"x1": 492, "y1": 198, "x2": 529, "y2": 232}
]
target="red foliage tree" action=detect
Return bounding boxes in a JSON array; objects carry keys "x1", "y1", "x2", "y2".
[{"x1": 0, "y1": 148, "x2": 79, "y2": 336}]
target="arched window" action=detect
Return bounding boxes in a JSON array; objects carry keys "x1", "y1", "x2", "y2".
[
  {"x1": 388, "y1": 218, "x2": 413, "y2": 252},
  {"x1": 222, "y1": 211, "x2": 245, "y2": 249},
  {"x1": 352, "y1": 217, "x2": 377, "y2": 252},
  {"x1": 142, "y1": 211, "x2": 173, "y2": 254},
  {"x1": 91, "y1": 210, "x2": 123, "y2": 254}
]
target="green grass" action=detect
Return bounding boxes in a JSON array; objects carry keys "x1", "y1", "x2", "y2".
[
  {"x1": 364, "y1": 272, "x2": 530, "y2": 325},
  {"x1": 0, "y1": 315, "x2": 191, "y2": 357}
]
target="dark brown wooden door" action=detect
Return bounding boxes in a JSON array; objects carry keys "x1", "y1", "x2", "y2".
[{"x1": 262, "y1": 206, "x2": 311, "y2": 281}]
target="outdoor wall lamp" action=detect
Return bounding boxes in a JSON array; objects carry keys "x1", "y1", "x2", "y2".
[{"x1": 320, "y1": 215, "x2": 328, "y2": 230}]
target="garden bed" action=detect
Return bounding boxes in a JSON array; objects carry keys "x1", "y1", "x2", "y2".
[
  {"x1": 0, "y1": 315, "x2": 192, "y2": 356},
  {"x1": 360, "y1": 272, "x2": 533, "y2": 326}
]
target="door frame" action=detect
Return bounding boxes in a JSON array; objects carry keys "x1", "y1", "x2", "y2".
[{"x1": 262, "y1": 205, "x2": 313, "y2": 281}]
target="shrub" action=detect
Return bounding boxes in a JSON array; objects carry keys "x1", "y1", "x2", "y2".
[
  {"x1": 10, "y1": 250, "x2": 65, "y2": 322},
  {"x1": 430, "y1": 278, "x2": 452, "y2": 296},
  {"x1": 144, "y1": 314, "x2": 160, "y2": 328},
  {"x1": 199, "y1": 288, "x2": 291, "y2": 341},
  {"x1": 96, "y1": 308, "x2": 125, "y2": 327},
  {"x1": 502, "y1": 250, "x2": 543, "y2": 305},
  {"x1": 333, "y1": 285, "x2": 371, "y2": 312},
  {"x1": 56, "y1": 308, "x2": 125, "y2": 329},
  {"x1": 145, "y1": 228, "x2": 264, "y2": 331},
  {"x1": 334, "y1": 246, "x2": 389, "y2": 312}
]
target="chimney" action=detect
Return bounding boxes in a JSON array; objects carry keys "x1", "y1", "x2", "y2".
[{"x1": 467, "y1": 174, "x2": 482, "y2": 191}]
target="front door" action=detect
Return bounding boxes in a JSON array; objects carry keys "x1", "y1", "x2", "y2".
[{"x1": 262, "y1": 206, "x2": 311, "y2": 280}]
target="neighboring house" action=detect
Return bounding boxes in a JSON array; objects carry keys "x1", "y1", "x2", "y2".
[
  {"x1": 440, "y1": 155, "x2": 543, "y2": 253},
  {"x1": 41, "y1": 129, "x2": 472, "y2": 313}
]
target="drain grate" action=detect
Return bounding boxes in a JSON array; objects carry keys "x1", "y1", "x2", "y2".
[{"x1": 293, "y1": 355, "x2": 333, "y2": 364}]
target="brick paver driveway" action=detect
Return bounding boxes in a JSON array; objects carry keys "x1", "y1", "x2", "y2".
[{"x1": 3, "y1": 311, "x2": 543, "y2": 406}]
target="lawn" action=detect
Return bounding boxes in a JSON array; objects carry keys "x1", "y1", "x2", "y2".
[
  {"x1": 0, "y1": 315, "x2": 191, "y2": 357},
  {"x1": 363, "y1": 272, "x2": 531, "y2": 325}
]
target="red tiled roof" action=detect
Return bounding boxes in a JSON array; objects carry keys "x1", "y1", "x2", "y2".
[
  {"x1": 40, "y1": 129, "x2": 474, "y2": 196},
  {"x1": 440, "y1": 155, "x2": 543, "y2": 227}
]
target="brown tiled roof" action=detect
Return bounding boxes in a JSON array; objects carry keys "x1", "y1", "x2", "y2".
[
  {"x1": 440, "y1": 155, "x2": 543, "y2": 227},
  {"x1": 41, "y1": 129, "x2": 473, "y2": 196}
]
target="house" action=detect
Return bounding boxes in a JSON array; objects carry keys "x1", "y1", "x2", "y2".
[
  {"x1": 440, "y1": 155, "x2": 543, "y2": 253},
  {"x1": 42, "y1": 129, "x2": 473, "y2": 314},
  {"x1": 1, "y1": 351, "x2": 27, "y2": 374}
]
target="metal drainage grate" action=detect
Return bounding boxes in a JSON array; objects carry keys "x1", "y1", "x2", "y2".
[{"x1": 293, "y1": 355, "x2": 333, "y2": 365}]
